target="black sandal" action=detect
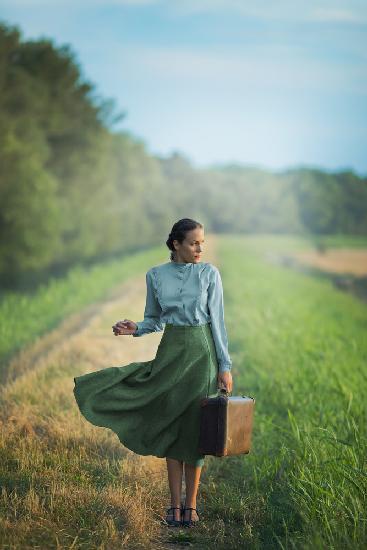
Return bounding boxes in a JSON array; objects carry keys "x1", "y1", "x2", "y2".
[
  {"x1": 165, "y1": 505, "x2": 183, "y2": 527},
  {"x1": 182, "y1": 506, "x2": 200, "y2": 528}
]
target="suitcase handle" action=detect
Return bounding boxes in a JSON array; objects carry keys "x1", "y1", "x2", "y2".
[{"x1": 217, "y1": 388, "x2": 232, "y2": 396}]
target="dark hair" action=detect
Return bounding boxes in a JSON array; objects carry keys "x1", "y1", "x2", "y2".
[{"x1": 166, "y1": 218, "x2": 204, "y2": 261}]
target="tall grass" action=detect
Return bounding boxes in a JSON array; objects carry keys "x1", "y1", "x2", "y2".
[
  {"x1": 0, "y1": 234, "x2": 366, "y2": 548},
  {"x1": 206, "y1": 234, "x2": 367, "y2": 548},
  {"x1": 0, "y1": 246, "x2": 166, "y2": 374}
]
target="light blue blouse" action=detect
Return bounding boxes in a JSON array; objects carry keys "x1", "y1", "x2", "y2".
[{"x1": 132, "y1": 261, "x2": 232, "y2": 373}]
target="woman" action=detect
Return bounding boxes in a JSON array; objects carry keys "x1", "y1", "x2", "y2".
[{"x1": 73, "y1": 218, "x2": 233, "y2": 528}]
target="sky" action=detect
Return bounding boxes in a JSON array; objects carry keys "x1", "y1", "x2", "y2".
[{"x1": 1, "y1": 0, "x2": 367, "y2": 175}]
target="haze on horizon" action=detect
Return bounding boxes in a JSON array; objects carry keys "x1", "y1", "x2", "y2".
[{"x1": 1, "y1": 0, "x2": 366, "y2": 175}]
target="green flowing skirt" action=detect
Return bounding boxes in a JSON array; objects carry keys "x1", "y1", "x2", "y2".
[{"x1": 73, "y1": 322, "x2": 219, "y2": 466}]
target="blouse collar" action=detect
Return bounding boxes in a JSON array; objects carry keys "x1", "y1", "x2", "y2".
[{"x1": 171, "y1": 262, "x2": 191, "y2": 266}]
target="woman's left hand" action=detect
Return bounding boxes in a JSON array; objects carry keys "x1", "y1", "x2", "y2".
[{"x1": 217, "y1": 370, "x2": 233, "y2": 393}]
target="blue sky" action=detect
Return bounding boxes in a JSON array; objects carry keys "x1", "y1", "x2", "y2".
[{"x1": 1, "y1": 0, "x2": 367, "y2": 174}]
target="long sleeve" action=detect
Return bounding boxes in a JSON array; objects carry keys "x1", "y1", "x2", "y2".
[
  {"x1": 132, "y1": 269, "x2": 164, "y2": 337},
  {"x1": 207, "y1": 266, "x2": 232, "y2": 373}
]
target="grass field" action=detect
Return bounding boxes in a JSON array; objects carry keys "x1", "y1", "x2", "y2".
[
  {"x1": 0, "y1": 234, "x2": 366, "y2": 548},
  {"x1": 217, "y1": 235, "x2": 366, "y2": 548},
  {"x1": 0, "y1": 247, "x2": 162, "y2": 382}
]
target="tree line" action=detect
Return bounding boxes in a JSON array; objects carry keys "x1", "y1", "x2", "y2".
[{"x1": 1, "y1": 21, "x2": 366, "y2": 287}]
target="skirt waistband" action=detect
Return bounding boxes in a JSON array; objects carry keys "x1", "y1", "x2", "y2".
[{"x1": 164, "y1": 322, "x2": 211, "y2": 331}]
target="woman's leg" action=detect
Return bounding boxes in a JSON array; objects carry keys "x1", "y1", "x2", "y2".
[
  {"x1": 183, "y1": 463, "x2": 202, "y2": 522},
  {"x1": 166, "y1": 458, "x2": 184, "y2": 521}
]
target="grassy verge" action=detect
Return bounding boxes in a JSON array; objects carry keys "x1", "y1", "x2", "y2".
[
  {"x1": 0, "y1": 246, "x2": 167, "y2": 376},
  {"x1": 195, "y1": 234, "x2": 367, "y2": 548}
]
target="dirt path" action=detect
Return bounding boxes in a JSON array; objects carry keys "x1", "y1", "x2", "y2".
[
  {"x1": 289, "y1": 248, "x2": 367, "y2": 276},
  {"x1": 1, "y1": 236, "x2": 219, "y2": 549}
]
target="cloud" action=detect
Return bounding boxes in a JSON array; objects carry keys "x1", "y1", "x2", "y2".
[
  {"x1": 311, "y1": 7, "x2": 367, "y2": 24},
  {"x1": 2, "y1": 0, "x2": 367, "y2": 25},
  {"x1": 118, "y1": 45, "x2": 367, "y2": 96},
  {"x1": 0, "y1": 0, "x2": 157, "y2": 6},
  {"x1": 169, "y1": 0, "x2": 367, "y2": 25}
]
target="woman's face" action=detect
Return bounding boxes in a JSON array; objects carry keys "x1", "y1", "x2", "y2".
[{"x1": 173, "y1": 227, "x2": 205, "y2": 263}]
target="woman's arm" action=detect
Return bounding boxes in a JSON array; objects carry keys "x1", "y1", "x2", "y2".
[
  {"x1": 207, "y1": 266, "x2": 232, "y2": 373},
  {"x1": 132, "y1": 269, "x2": 164, "y2": 337}
]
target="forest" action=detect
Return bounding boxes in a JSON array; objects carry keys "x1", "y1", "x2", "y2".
[{"x1": 1, "y1": 21, "x2": 366, "y2": 286}]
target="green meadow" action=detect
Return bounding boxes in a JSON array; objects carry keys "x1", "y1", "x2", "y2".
[
  {"x1": 0, "y1": 234, "x2": 366, "y2": 549},
  {"x1": 211, "y1": 235, "x2": 366, "y2": 548},
  {"x1": 0, "y1": 247, "x2": 162, "y2": 381}
]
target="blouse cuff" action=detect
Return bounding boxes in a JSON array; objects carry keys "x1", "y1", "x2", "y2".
[
  {"x1": 218, "y1": 362, "x2": 232, "y2": 373},
  {"x1": 132, "y1": 322, "x2": 143, "y2": 337}
]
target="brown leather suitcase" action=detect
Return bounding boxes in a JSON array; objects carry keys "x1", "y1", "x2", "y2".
[{"x1": 198, "y1": 389, "x2": 255, "y2": 456}]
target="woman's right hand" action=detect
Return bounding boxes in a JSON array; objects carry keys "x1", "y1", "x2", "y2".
[{"x1": 112, "y1": 319, "x2": 138, "y2": 336}]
